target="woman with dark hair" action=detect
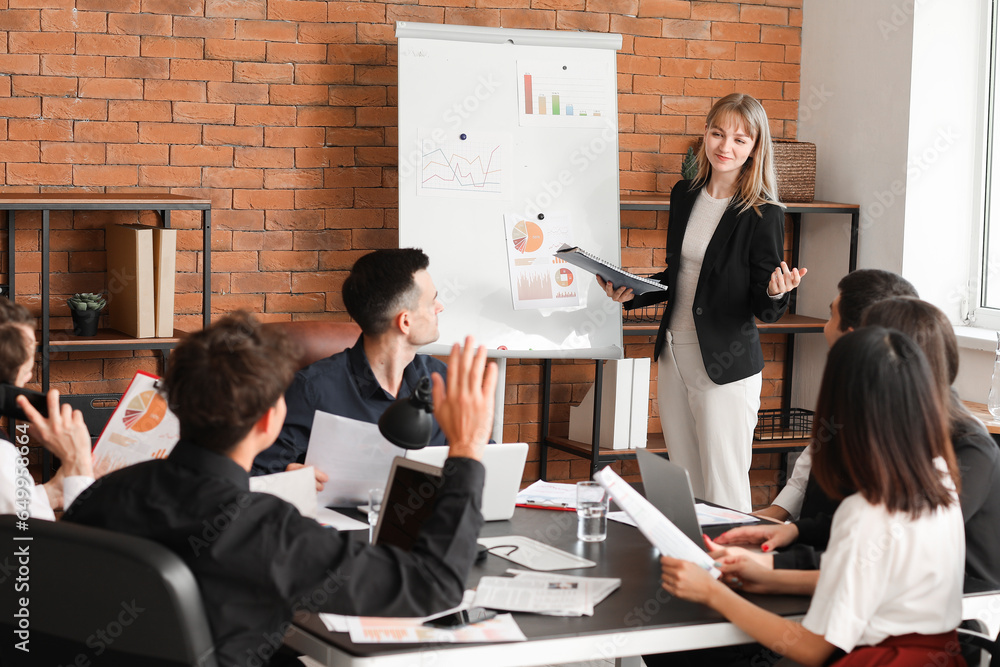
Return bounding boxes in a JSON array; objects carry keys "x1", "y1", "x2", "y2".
[
  {"x1": 598, "y1": 93, "x2": 806, "y2": 511},
  {"x1": 0, "y1": 297, "x2": 94, "y2": 518},
  {"x1": 657, "y1": 327, "x2": 966, "y2": 667}
]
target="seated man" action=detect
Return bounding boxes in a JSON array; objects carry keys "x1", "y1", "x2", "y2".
[
  {"x1": 65, "y1": 312, "x2": 496, "y2": 667},
  {"x1": 252, "y1": 248, "x2": 447, "y2": 475}
]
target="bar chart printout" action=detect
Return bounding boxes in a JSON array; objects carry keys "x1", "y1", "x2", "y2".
[
  {"x1": 517, "y1": 60, "x2": 613, "y2": 128},
  {"x1": 417, "y1": 131, "x2": 508, "y2": 199},
  {"x1": 504, "y1": 213, "x2": 581, "y2": 310}
]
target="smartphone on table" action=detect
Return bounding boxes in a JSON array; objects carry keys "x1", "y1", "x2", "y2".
[{"x1": 422, "y1": 607, "x2": 497, "y2": 630}]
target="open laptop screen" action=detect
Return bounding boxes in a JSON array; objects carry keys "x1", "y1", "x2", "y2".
[{"x1": 372, "y1": 457, "x2": 443, "y2": 551}]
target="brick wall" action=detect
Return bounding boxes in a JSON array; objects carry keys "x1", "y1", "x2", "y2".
[{"x1": 0, "y1": 0, "x2": 802, "y2": 506}]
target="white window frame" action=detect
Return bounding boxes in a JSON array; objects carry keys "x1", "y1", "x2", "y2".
[{"x1": 976, "y1": 0, "x2": 1000, "y2": 330}]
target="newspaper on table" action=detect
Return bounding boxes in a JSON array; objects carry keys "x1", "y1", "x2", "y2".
[
  {"x1": 473, "y1": 576, "x2": 591, "y2": 617},
  {"x1": 477, "y1": 535, "x2": 595, "y2": 571},
  {"x1": 504, "y1": 569, "x2": 621, "y2": 616},
  {"x1": 593, "y1": 467, "x2": 721, "y2": 578}
]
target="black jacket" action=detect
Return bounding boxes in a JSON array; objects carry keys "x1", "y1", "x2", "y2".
[{"x1": 626, "y1": 180, "x2": 789, "y2": 385}]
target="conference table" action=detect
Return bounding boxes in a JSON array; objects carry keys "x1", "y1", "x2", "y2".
[
  {"x1": 285, "y1": 507, "x2": 817, "y2": 666},
  {"x1": 286, "y1": 508, "x2": 1000, "y2": 667}
]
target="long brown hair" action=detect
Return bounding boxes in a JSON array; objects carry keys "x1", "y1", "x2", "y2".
[
  {"x1": 811, "y1": 327, "x2": 959, "y2": 516},
  {"x1": 0, "y1": 298, "x2": 34, "y2": 384},
  {"x1": 690, "y1": 93, "x2": 782, "y2": 215}
]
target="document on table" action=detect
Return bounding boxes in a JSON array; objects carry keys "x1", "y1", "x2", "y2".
[
  {"x1": 504, "y1": 569, "x2": 621, "y2": 616},
  {"x1": 344, "y1": 614, "x2": 525, "y2": 643},
  {"x1": 473, "y1": 576, "x2": 591, "y2": 616},
  {"x1": 594, "y1": 467, "x2": 720, "y2": 578},
  {"x1": 478, "y1": 535, "x2": 596, "y2": 571},
  {"x1": 304, "y1": 411, "x2": 407, "y2": 507},
  {"x1": 249, "y1": 466, "x2": 318, "y2": 518},
  {"x1": 609, "y1": 505, "x2": 756, "y2": 528},
  {"x1": 515, "y1": 480, "x2": 579, "y2": 510},
  {"x1": 314, "y1": 507, "x2": 368, "y2": 531}
]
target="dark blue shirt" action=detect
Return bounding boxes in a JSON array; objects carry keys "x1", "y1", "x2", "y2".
[{"x1": 252, "y1": 336, "x2": 448, "y2": 475}]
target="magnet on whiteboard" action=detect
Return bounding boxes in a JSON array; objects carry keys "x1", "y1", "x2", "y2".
[
  {"x1": 537, "y1": 213, "x2": 544, "y2": 220},
  {"x1": 460, "y1": 133, "x2": 467, "y2": 140},
  {"x1": 498, "y1": 345, "x2": 508, "y2": 350}
]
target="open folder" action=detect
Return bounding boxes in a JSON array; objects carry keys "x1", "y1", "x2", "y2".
[{"x1": 554, "y1": 244, "x2": 667, "y2": 296}]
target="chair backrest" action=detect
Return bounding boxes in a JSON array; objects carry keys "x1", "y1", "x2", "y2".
[
  {"x1": 262, "y1": 320, "x2": 362, "y2": 371},
  {"x1": 0, "y1": 515, "x2": 217, "y2": 667}
]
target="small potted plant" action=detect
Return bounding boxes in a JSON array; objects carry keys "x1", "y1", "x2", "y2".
[{"x1": 67, "y1": 292, "x2": 106, "y2": 337}]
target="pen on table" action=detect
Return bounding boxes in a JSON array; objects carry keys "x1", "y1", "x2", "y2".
[{"x1": 515, "y1": 499, "x2": 576, "y2": 512}]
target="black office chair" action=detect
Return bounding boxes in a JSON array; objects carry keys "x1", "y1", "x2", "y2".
[
  {"x1": 959, "y1": 621, "x2": 999, "y2": 666},
  {"x1": 0, "y1": 515, "x2": 217, "y2": 666}
]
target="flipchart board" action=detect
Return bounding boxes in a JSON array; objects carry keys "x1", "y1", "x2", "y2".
[{"x1": 396, "y1": 22, "x2": 624, "y2": 360}]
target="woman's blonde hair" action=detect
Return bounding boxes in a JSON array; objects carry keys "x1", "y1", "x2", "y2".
[{"x1": 691, "y1": 93, "x2": 783, "y2": 215}]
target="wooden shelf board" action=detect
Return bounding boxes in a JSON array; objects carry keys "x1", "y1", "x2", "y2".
[
  {"x1": 45, "y1": 328, "x2": 193, "y2": 349},
  {"x1": 624, "y1": 312, "x2": 827, "y2": 336},
  {"x1": 0, "y1": 193, "x2": 212, "y2": 209},
  {"x1": 545, "y1": 432, "x2": 808, "y2": 459}
]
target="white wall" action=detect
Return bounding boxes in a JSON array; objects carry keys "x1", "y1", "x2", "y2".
[{"x1": 793, "y1": 0, "x2": 916, "y2": 411}]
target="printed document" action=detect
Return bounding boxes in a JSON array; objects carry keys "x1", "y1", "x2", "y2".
[
  {"x1": 478, "y1": 535, "x2": 595, "y2": 571},
  {"x1": 473, "y1": 576, "x2": 590, "y2": 616}
]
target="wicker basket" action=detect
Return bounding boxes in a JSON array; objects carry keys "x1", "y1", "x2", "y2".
[{"x1": 773, "y1": 140, "x2": 816, "y2": 203}]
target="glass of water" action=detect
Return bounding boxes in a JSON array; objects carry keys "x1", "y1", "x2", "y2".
[
  {"x1": 576, "y1": 481, "x2": 609, "y2": 542},
  {"x1": 368, "y1": 487, "x2": 384, "y2": 544}
]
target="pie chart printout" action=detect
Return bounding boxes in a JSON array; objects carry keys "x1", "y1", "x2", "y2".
[
  {"x1": 122, "y1": 389, "x2": 168, "y2": 433},
  {"x1": 512, "y1": 220, "x2": 544, "y2": 254}
]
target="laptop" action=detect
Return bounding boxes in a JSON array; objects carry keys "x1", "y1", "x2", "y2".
[
  {"x1": 634, "y1": 448, "x2": 706, "y2": 552},
  {"x1": 406, "y1": 442, "x2": 529, "y2": 521}
]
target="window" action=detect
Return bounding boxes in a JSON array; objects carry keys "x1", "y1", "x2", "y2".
[{"x1": 979, "y1": 1, "x2": 1000, "y2": 328}]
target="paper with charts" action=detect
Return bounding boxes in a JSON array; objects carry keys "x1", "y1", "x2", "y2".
[
  {"x1": 92, "y1": 371, "x2": 180, "y2": 477},
  {"x1": 517, "y1": 59, "x2": 615, "y2": 129},
  {"x1": 504, "y1": 212, "x2": 581, "y2": 310},
  {"x1": 416, "y1": 130, "x2": 509, "y2": 199}
]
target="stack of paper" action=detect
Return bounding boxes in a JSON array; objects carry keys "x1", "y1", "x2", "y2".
[
  {"x1": 472, "y1": 571, "x2": 620, "y2": 617},
  {"x1": 515, "y1": 480, "x2": 578, "y2": 510}
]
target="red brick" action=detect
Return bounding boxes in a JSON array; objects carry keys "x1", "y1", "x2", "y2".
[
  {"x1": 8, "y1": 119, "x2": 73, "y2": 141},
  {"x1": 40, "y1": 9, "x2": 106, "y2": 32},
  {"x1": 500, "y1": 8, "x2": 555, "y2": 29},
  {"x1": 325, "y1": 167, "x2": 381, "y2": 188},
  {"x1": 555, "y1": 10, "x2": 608, "y2": 32},
  {"x1": 9, "y1": 31, "x2": 75, "y2": 54},
  {"x1": 206, "y1": 0, "x2": 265, "y2": 18},
  {"x1": 138, "y1": 122, "x2": 202, "y2": 145},
  {"x1": 293, "y1": 64, "x2": 354, "y2": 85},
  {"x1": 141, "y1": 36, "x2": 204, "y2": 59},
  {"x1": 684, "y1": 78, "x2": 736, "y2": 97},
  {"x1": 329, "y1": 86, "x2": 386, "y2": 107},
  {"x1": 740, "y1": 5, "x2": 789, "y2": 25},
  {"x1": 357, "y1": 24, "x2": 394, "y2": 44},
  {"x1": 711, "y1": 61, "x2": 760, "y2": 80},
  {"x1": 205, "y1": 82, "x2": 268, "y2": 104},
  {"x1": 77, "y1": 0, "x2": 138, "y2": 10},
  {"x1": 296, "y1": 147, "x2": 354, "y2": 168},
  {"x1": 327, "y1": 2, "x2": 384, "y2": 23},
  {"x1": 204, "y1": 125, "x2": 263, "y2": 146},
  {"x1": 106, "y1": 56, "x2": 168, "y2": 79},
  {"x1": 662, "y1": 19, "x2": 711, "y2": 39},
  {"x1": 140, "y1": 0, "x2": 203, "y2": 16},
  {"x1": 106, "y1": 143, "x2": 169, "y2": 165},
  {"x1": 75, "y1": 121, "x2": 139, "y2": 143},
  {"x1": 300, "y1": 106, "x2": 355, "y2": 127},
  {"x1": 712, "y1": 22, "x2": 760, "y2": 42},
  {"x1": 297, "y1": 23, "x2": 356, "y2": 43},
  {"x1": 42, "y1": 97, "x2": 107, "y2": 120},
  {"x1": 618, "y1": 54, "x2": 662, "y2": 76},
  {"x1": 171, "y1": 59, "x2": 233, "y2": 82},
  {"x1": 231, "y1": 271, "x2": 290, "y2": 293},
  {"x1": 4, "y1": 142, "x2": 40, "y2": 162},
  {"x1": 205, "y1": 38, "x2": 266, "y2": 62},
  {"x1": 266, "y1": 42, "x2": 327, "y2": 64},
  {"x1": 78, "y1": 77, "x2": 143, "y2": 99},
  {"x1": 263, "y1": 169, "x2": 322, "y2": 189},
  {"x1": 234, "y1": 62, "x2": 293, "y2": 83},
  {"x1": 235, "y1": 19, "x2": 298, "y2": 43},
  {"x1": 264, "y1": 126, "x2": 324, "y2": 148},
  {"x1": 172, "y1": 102, "x2": 235, "y2": 125},
  {"x1": 232, "y1": 189, "x2": 294, "y2": 210},
  {"x1": 234, "y1": 147, "x2": 294, "y2": 169},
  {"x1": 74, "y1": 165, "x2": 137, "y2": 187},
  {"x1": 6, "y1": 162, "x2": 73, "y2": 187},
  {"x1": 761, "y1": 25, "x2": 800, "y2": 46},
  {"x1": 761, "y1": 62, "x2": 799, "y2": 82},
  {"x1": 77, "y1": 34, "x2": 140, "y2": 57},
  {"x1": 690, "y1": 1, "x2": 738, "y2": 20},
  {"x1": 173, "y1": 16, "x2": 236, "y2": 39},
  {"x1": 633, "y1": 76, "x2": 684, "y2": 95},
  {"x1": 235, "y1": 105, "x2": 296, "y2": 126},
  {"x1": 660, "y1": 95, "x2": 712, "y2": 116},
  {"x1": 0, "y1": 97, "x2": 41, "y2": 118},
  {"x1": 145, "y1": 80, "x2": 207, "y2": 102},
  {"x1": 637, "y1": 0, "x2": 689, "y2": 18},
  {"x1": 0, "y1": 10, "x2": 40, "y2": 31},
  {"x1": 108, "y1": 100, "x2": 172, "y2": 122},
  {"x1": 325, "y1": 128, "x2": 383, "y2": 147},
  {"x1": 137, "y1": 166, "x2": 203, "y2": 187},
  {"x1": 40, "y1": 54, "x2": 105, "y2": 77},
  {"x1": 632, "y1": 36, "x2": 684, "y2": 58},
  {"x1": 269, "y1": 84, "x2": 329, "y2": 106},
  {"x1": 634, "y1": 114, "x2": 686, "y2": 134},
  {"x1": 171, "y1": 145, "x2": 233, "y2": 166},
  {"x1": 737, "y1": 42, "x2": 785, "y2": 62},
  {"x1": 294, "y1": 189, "x2": 353, "y2": 209},
  {"x1": 741, "y1": 81, "x2": 784, "y2": 101},
  {"x1": 204, "y1": 167, "x2": 262, "y2": 189},
  {"x1": 107, "y1": 12, "x2": 171, "y2": 36},
  {"x1": 266, "y1": 293, "x2": 325, "y2": 313},
  {"x1": 0, "y1": 55, "x2": 41, "y2": 75},
  {"x1": 10, "y1": 75, "x2": 75, "y2": 97},
  {"x1": 267, "y1": 0, "x2": 326, "y2": 22}
]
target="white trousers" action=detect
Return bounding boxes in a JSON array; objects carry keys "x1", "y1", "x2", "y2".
[{"x1": 656, "y1": 329, "x2": 761, "y2": 512}]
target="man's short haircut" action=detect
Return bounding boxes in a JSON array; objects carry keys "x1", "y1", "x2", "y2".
[
  {"x1": 160, "y1": 312, "x2": 299, "y2": 455},
  {"x1": 0, "y1": 298, "x2": 34, "y2": 384},
  {"x1": 342, "y1": 248, "x2": 430, "y2": 335},
  {"x1": 836, "y1": 269, "x2": 917, "y2": 332}
]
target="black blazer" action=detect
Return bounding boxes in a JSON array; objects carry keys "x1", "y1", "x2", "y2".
[{"x1": 626, "y1": 180, "x2": 789, "y2": 385}]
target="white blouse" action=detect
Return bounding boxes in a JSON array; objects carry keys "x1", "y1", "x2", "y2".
[
  {"x1": 802, "y1": 459, "x2": 965, "y2": 652},
  {"x1": 0, "y1": 438, "x2": 93, "y2": 519}
]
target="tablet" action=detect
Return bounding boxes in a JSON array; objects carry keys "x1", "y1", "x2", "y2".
[{"x1": 371, "y1": 456, "x2": 443, "y2": 550}]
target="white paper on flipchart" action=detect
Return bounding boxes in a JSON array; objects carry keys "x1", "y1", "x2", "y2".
[
  {"x1": 594, "y1": 467, "x2": 721, "y2": 578},
  {"x1": 248, "y1": 466, "x2": 319, "y2": 518},
  {"x1": 304, "y1": 411, "x2": 406, "y2": 507},
  {"x1": 477, "y1": 535, "x2": 596, "y2": 571}
]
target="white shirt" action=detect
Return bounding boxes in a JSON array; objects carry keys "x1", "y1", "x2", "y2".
[
  {"x1": 772, "y1": 444, "x2": 813, "y2": 518},
  {"x1": 670, "y1": 189, "x2": 731, "y2": 332},
  {"x1": 0, "y1": 438, "x2": 93, "y2": 519},
  {"x1": 802, "y1": 459, "x2": 965, "y2": 652}
]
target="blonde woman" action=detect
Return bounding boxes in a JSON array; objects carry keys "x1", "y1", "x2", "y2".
[{"x1": 599, "y1": 93, "x2": 806, "y2": 511}]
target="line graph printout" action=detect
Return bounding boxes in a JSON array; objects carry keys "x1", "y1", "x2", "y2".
[
  {"x1": 517, "y1": 60, "x2": 615, "y2": 129},
  {"x1": 417, "y1": 131, "x2": 510, "y2": 199},
  {"x1": 504, "y1": 212, "x2": 580, "y2": 310}
]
